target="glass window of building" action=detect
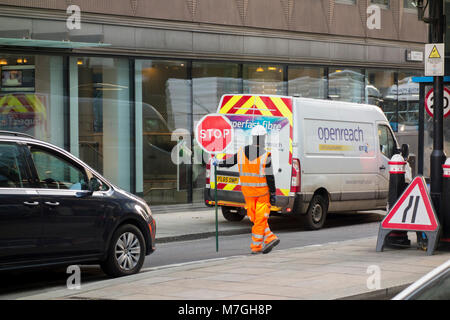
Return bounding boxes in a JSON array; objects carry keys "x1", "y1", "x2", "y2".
[
  {"x1": 243, "y1": 64, "x2": 286, "y2": 95},
  {"x1": 192, "y1": 62, "x2": 241, "y2": 122},
  {"x1": 328, "y1": 68, "x2": 365, "y2": 103},
  {"x1": 0, "y1": 54, "x2": 65, "y2": 147},
  {"x1": 397, "y1": 70, "x2": 421, "y2": 132},
  {"x1": 72, "y1": 57, "x2": 132, "y2": 192},
  {"x1": 192, "y1": 61, "x2": 240, "y2": 201},
  {"x1": 136, "y1": 60, "x2": 190, "y2": 205},
  {"x1": 288, "y1": 66, "x2": 326, "y2": 99},
  {"x1": 371, "y1": 0, "x2": 390, "y2": 9},
  {"x1": 366, "y1": 69, "x2": 397, "y2": 129},
  {"x1": 404, "y1": 0, "x2": 417, "y2": 9},
  {"x1": 336, "y1": 0, "x2": 356, "y2": 4}
]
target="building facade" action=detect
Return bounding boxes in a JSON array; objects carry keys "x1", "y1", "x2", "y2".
[{"x1": 0, "y1": 0, "x2": 427, "y2": 205}]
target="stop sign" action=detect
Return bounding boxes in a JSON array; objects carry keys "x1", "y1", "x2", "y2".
[{"x1": 195, "y1": 114, "x2": 234, "y2": 154}]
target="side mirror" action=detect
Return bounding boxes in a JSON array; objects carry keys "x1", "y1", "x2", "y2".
[
  {"x1": 401, "y1": 144, "x2": 409, "y2": 160},
  {"x1": 88, "y1": 177, "x2": 101, "y2": 192}
]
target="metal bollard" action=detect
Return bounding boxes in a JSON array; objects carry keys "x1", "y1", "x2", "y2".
[
  {"x1": 386, "y1": 154, "x2": 410, "y2": 247},
  {"x1": 441, "y1": 159, "x2": 450, "y2": 242}
]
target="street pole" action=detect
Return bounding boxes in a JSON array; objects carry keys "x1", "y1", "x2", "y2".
[
  {"x1": 214, "y1": 157, "x2": 219, "y2": 252},
  {"x1": 430, "y1": 0, "x2": 446, "y2": 215}
]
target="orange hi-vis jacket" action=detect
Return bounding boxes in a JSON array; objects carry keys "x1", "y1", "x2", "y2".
[{"x1": 237, "y1": 147, "x2": 270, "y2": 198}]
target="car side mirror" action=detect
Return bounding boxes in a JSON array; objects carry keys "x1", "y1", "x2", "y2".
[{"x1": 88, "y1": 177, "x2": 101, "y2": 192}]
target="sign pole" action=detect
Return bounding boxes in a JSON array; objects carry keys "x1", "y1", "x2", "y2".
[
  {"x1": 429, "y1": 0, "x2": 446, "y2": 220},
  {"x1": 214, "y1": 155, "x2": 219, "y2": 252}
]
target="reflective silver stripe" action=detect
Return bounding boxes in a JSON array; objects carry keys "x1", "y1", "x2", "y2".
[
  {"x1": 264, "y1": 228, "x2": 270, "y2": 233},
  {"x1": 252, "y1": 241, "x2": 263, "y2": 246},
  {"x1": 265, "y1": 232, "x2": 274, "y2": 238},
  {"x1": 238, "y1": 148, "x2": 243, "y2": 174},
  {"x1": 252, "y1": 233, "x2": 264, "y2": 239},
  {"x1": 259, "y1": 152, "x2": 267, "y2": 175},
  {"x1": 238, "y1": 149, "x2": 267, "y2": 178},
  {"x1": 240, "y1": 172, "x2": 265, "y2": 178},
  {"x1": 241, "y1": 182, "x2": 268, "y2": 187}
]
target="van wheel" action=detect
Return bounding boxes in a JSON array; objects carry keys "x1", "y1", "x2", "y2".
[
  {"x1": 101, "y1": 224, "x2": 146, "y2": 277},
  {"x1": 301, "y1": 194, "x2": 328, "y2": 230},
  {"x1": 222, "y1": 206, "x2": 245, "y2": 222}
]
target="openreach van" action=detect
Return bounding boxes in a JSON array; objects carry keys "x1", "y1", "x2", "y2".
[{"x1": 204, "y1": 94, "x2": 410, "y2": 230}]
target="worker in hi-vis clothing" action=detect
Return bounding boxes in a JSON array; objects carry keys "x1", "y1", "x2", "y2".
[{"x1": 216, "y1": 124, "x2": 280, "y2": 254}]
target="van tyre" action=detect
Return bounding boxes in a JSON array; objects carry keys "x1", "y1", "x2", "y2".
[
  {"x1": 301, "y1": 194, "x2": 328, "y2": 230},
  {"x1": 101, "y1": 224, "x2": 146, "y2": 277},
  {"x1": 221, "y1": 206, "x2": 245, "y2": 222}
]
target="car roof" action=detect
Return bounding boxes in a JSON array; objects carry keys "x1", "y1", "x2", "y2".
[
  {"x1": 0, "y1": 131, "x2": 112, "y2": 189},
  {"x1": 0, "y1": 131, "x2": 37, "y2": 140}
]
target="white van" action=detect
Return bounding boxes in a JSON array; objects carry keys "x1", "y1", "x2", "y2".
[{"x1": 204, "y1": 94, "x2": 410, "y2": 230}]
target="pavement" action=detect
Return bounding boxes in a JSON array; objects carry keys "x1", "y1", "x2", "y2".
[{"x1": 18, "y1": 207, "x2": 450, "y2": 300}]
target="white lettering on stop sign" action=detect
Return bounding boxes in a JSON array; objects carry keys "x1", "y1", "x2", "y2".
[
  {"x1": 200, "y1": 128, "x2": 231, "y2": 140},
  {"x1": 196, "y1": 114, "x2": 234, "y2": 154}
]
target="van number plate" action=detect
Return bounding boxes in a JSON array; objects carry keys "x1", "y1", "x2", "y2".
[{"x1": 217, "y1": 176, "x2": 239, "y2": 184}]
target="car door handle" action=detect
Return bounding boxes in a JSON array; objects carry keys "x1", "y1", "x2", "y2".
[
  {"x1": 23, "y1": 201, "x2": 39, "y2": 206},
  {"x1": 379, "y1": 165, "x2": 386, "y2": 171},
  {"x1": 44, "y1": 201, "x2": 60, "y2": 206}
]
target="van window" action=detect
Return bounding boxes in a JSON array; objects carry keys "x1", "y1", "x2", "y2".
[
  {"x1": 29, "y1": 146, "x2": 88, "y2": 190},
  {"x1": 378, "y1": 125, "x2": 396, "y2": 159},
  {"x1": 0, "y1": 143, "x2": 29, "y2": 188}
]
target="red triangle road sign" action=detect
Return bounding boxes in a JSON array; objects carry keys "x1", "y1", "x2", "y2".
[{"x1": 381, "y1": 176, "x2": 439, "y2": 232}]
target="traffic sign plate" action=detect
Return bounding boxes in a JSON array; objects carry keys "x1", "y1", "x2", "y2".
[
  {"x1": 425, "y1": 43, "x2": 444, "y2": 76},
  {"x1": 425, "y1": 88, "x2": 450, "y2": 118},
  {"x1": 381, "y1": 176, "x2": 439, "y2": 231},
  {"x1": 195, "y1": 113, "x2": 234, "y2": 154},
  {"x1": 376, "y1": 176, "x2": 441, "y2": 255}
]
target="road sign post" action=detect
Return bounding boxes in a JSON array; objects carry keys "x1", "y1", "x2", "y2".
[
  {"x1": 376, "y1": 176, "x2": 441, "y2": 255},
  {"x1": 427, "y1": 0, "x2": 446, "y2": 230},
  {"x1": 195, "y1": 114, "x2": 234, "y2": 252}
]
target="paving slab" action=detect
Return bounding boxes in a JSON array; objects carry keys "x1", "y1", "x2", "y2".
[{"x1": 20, "y1": 237, "x2": 450, "y2": 300}]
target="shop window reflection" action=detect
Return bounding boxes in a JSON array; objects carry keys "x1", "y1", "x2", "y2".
[
  {"x1": 328, "y1": 68, "x2": 364, "y2": 103},
  {"x1": 243, "y1": 64, "x2": 286, "y2": 95},
  {"x1": 0, "y1": 54, "x2": 64, "y2": 147},
  {"x1": 366, "y1": 69, "x2": 397, "y2": 130},
  {"x1": 137, "y1": 60, "x2": 189, "y2": 205},
  {"x1": 288, "y1": 66, "x2": 326, "y2": 98},
  {"x1": 397, "y1": 71, "x2": 421, "y2": 132}
]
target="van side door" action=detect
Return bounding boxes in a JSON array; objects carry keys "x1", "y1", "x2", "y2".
[{"x1": 376, "y1": 123, "x2": 398, "y2": 204}]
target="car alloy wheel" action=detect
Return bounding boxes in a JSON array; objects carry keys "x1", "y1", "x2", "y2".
[{"x1": 115, "y1": 232, "x2": 141, "y2": 271}]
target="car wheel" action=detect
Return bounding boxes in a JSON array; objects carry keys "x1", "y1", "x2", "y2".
[
  {"x1": 300, "y1": 194, "x2": 328, "y2": 230},
  {"x1": 101, "y1": 224, "x2": 146, "y2": 277},
  {"x1": 221, "y1": 206, "x2": 245, "y2": 222}
]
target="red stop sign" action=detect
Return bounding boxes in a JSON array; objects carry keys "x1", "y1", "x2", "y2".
[{"x1": 196, "y1": 114, "x2": 234, "y2": 154}]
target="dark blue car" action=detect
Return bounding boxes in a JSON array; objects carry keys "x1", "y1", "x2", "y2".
[{"x1": 0, "y1": 131, "x2": 156, "y2": 277}]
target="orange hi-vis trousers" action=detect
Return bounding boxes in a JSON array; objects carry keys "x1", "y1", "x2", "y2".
[{"x1": 244, "y1": 193, "x2": 278, "y2": 252}]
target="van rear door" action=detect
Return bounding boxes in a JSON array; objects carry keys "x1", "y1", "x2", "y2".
[{"x1": 214, "y1": 95, "x2": 294, "y2": 201}]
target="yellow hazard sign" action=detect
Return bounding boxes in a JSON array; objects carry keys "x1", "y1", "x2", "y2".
[{"x1": 429, "y1": 45, "x2": 441, "y2": 59}]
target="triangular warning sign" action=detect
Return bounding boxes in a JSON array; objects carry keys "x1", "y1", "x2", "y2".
[
  {"x1": 381, "y1": 176, "x2": 439, "y2": 231},
  {"x1": 429, "y1": 45, "x2": 441, "y2": 59}
]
